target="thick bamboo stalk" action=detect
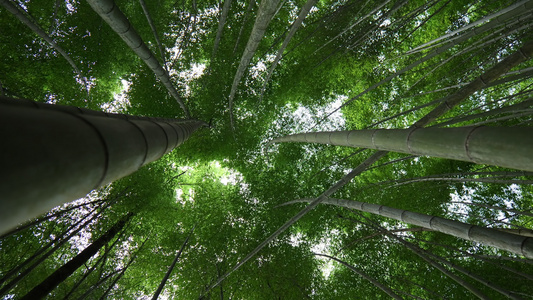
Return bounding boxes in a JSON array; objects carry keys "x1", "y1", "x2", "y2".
[
  {"x1": 0, "y1": 96, "x2": 205, "y2": 233},
  {"x1": 86, "y1": 0, "x2": 190, "y2": 117},
  {"x1": 270, "y1": 126, "x2": 533, "y2": 172},
  {"x1": 282, "y1": 198, "x2": 533, "y2": 259}
]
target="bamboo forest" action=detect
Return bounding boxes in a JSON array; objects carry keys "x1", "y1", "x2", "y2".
[{"x1": 2, "y1": 0, "x2": 533, "y2": 298}]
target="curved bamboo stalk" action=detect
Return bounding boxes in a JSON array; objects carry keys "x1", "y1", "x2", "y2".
[
  {"x1": 0, "y1": 96, "x2": 205, "y2": 233},
  {"x1": 138, "y1": 0, "x2": 167, "y2": 68},
  {"x1": 280, "y1": 198, "x2": 533, "y2": 259},
  {"x1": 0, "y1": 0, "x2": 87, "y2": 89},
  {"x1": 86, "y1": 0, "x2": 190, "y2": 117},
  {"x1": 228, "y1": 0, "x2": 280, "y2": 131},
  {"x1": 314, "y1": 253, "x2": 403, "y2": 299},
  {"x1": 259, "y1": 0, "x2": 318, "y2": 102}
]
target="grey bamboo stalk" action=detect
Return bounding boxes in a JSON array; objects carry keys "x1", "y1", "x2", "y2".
[
  {"x1": 86, "y1": 0, "x2": 190, "y2": 117},
  {"x1": 270, "y1": 126, "x2": 533, "y2": 172},
  {"x1": 0, "y1": 0, "x2": 87, "y2": 88},
  {"x1": 212, "y1": 0, "x2": 233, "y2": 61},
  {"x1": 418, "y1": 243, "x2": 524, "y2": 299},
  {"x1": 387, "y1": 176, "x2": 533, "y2": 188},
  {"x1": 0, "y1": 96, "x2": 205, "y2": 233},
  {"x1": 228, "y1": 0, "x2": 280, "y2": 131},
  {"x1": 152, "y1": 226, "x2": 195, "y2": 300},
  {"x1": 280, "y1": 198, "x2": 533, "y2": 259},
  {"x1": 314, "y1": 253, "x2": 403, "y2": 300},
  {"x1": 258, "y1": 0, "x2": 318, "y2": 101},
  {"x1": 138, "y1": 0, "x2": 167, "y2": 68},
  {"x1": 365, "y1": 171, "x2": 533, "y2": 189},
  {"x1": 408, "y1": 0, "x2": 533, "y2": 53},
  {"x1": 414, "y1": 237, "x2": 533, "y2": 281}
]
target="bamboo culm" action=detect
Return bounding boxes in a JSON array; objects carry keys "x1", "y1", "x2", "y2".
[
  {"x1": 0, "y1": 96, "x2": 205, "y2": 233},
  {"x1": 281, "y1": 198, "x2": 533, "y2": 259}
]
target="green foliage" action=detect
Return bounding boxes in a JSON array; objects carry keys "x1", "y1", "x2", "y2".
[{"x1": 1, "y1": 0, "x2": 533, "y2": 298}]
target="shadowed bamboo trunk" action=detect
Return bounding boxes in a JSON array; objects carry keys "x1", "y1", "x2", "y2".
[
  {"x1": 281, "y1": 198, "x2": 533, "y2": 259},
  {"x1": 20, "y1": 213, "x2": 133, "y2": 300},
  {"x1": 0, "y1": 96, "x2": 206, "y2": 233},
  {"x1": 270, "y1": 126, "x2": 533, "y2": 172}
]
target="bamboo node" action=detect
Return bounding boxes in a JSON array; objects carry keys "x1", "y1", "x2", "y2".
[
  {"x1": 464, "y1": 126, "x2": 483, "y2": 162},
  {"x1": 406, "y1": 127, "x2": 419, "y2": 154}
]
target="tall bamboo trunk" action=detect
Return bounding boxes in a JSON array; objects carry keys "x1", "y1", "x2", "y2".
[
  {"x1": 20, "y1": 213, "x2": 132, "y2": 300},
  {"x1": 86, "y1": 0, "x2": 190, "y2": 117},
  {"x1": 228, "y1": 0, "x2": 281, "y2": 130},
  {"x1": 282, "y1": 198, "x2": 533, "y2": 259},
  {"x1": 0, "y1": 96, "x2": 205, "y2": 233},
  {"x1": 259, "y1": 0, "x2": 317, "y2": 101},
  {"x1": 271, "y1": 126, "x2": 533, "y2": 172}
]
